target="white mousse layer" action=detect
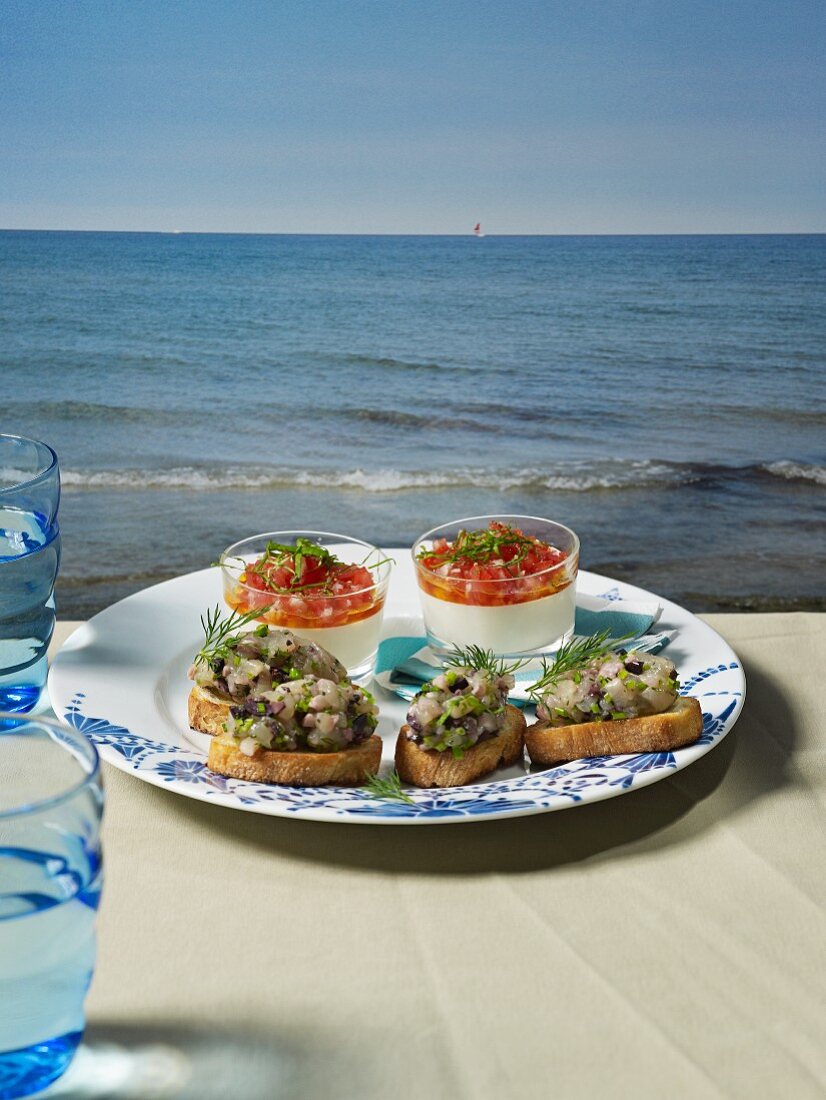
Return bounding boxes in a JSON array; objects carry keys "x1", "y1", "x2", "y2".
[
  {"x1": 419, "y1": 584, "x2": 576, "y2": 653},
  {"x1": 287, "y1": 612, "x2": 383, "y2": 672}
]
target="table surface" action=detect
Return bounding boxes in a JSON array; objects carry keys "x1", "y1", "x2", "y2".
[{"x1": 43, "y1": 613, "x2": 826, "y2": 1100}]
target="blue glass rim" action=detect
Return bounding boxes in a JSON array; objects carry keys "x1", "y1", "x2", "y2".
[
  {"x1": 0, "y1": 713, "x2": 100, "y2": 820},
  {"x1": 0, "y1": 433, "x2": 59, "y2": 496}
]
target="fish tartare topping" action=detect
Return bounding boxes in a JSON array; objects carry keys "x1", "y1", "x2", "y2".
[
  {"x1": 190, "y1": 612, "x2": 346, "y2": 702},
  {"x1": 534, "y1": 646, "x2": 679, "y2": 727},
  {"x1": 228, "y1": 537, "x2": 387, "y2": 628},
  {"x1": 406, "y1": 648, "x2": 519, "y2": 757},
  {"x1": 416, "y1": 521, "x2": 573, "y2": 606},
  {"x1": 226, "y1": 675, "x2": 379, "y2": 754}
]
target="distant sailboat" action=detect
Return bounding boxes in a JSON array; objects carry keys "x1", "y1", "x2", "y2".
[{"x1": 473, "y1": 222, "x2": 485, "y2": 238}]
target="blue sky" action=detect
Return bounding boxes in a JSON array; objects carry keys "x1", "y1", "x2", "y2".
[{"x1": 1, "y1": 0, "x2": 824, "y2": 233}]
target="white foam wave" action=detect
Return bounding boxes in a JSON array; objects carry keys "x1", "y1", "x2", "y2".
[
  {"x1": 52, "y1": 460, "x2": 826, "y2": 493},
  {"x1": 56, "y1": 461, "x2": 686, "y2": 493},
  {"x1": 763, "y1": 461, "x2": 826, "y2": 487}
]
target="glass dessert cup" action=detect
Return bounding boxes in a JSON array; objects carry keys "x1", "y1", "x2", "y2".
[
  {"x1": 413, "y1": 514, "x2": 579, "y2": 658},
  {"x1": 220, "y1": 530, "x2": 392, "y2": 682}
]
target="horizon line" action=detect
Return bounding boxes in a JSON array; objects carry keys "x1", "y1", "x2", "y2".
[{"x1": 2, "y1": 227, "x2": 825, "y2": 238}]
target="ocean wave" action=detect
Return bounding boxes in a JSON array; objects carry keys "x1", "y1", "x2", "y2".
[
  {"x1": 709, "y1": 404, "x2": 826, "y2": 427},
  {"x1": 339, "y1": 408, "x2": 511, "y2": 434},
  {"x1": 332, "y1": 353, "x2": 475, "y2": 374},
  {"x1": 3, "y1": 399, "x2": 185, "y2": 424},
  {"x1": 55, "y1": 460, "x2": 691, "y2": 493},
  {"x1": 761, "y1": 461, "x2": 826, "y2": 487},
  {"x1": 46, "y1": 458, "x2": 826, "y2": 494}
]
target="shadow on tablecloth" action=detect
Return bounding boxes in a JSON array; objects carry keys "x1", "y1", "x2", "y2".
[{"x1": 159, "y1": 661, "x2": 795, "y2": 875}]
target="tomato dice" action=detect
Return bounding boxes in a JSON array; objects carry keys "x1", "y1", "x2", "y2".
[
  {"x1": 232, "y1": 541, "x2": 381, "y2": 627},
  {"x1": 417, "y1": 521, "x2": 572, "y2": 606}
]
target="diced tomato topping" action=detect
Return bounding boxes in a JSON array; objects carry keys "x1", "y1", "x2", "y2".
[
  {"x1": 417, "y1": 521, "x2": 574, "y2": 607},
  {"x1": 234, "y1": 549, "x2": 380, "y2": 628}
]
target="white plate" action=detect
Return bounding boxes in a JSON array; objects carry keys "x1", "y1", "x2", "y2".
[{"x1": 48, "y1": 553, "x2": 745, "y2": 825}]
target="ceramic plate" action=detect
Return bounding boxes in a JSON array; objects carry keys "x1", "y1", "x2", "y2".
[{"x1": 48, "y1": 553, "x2": 745, "y2": 824}]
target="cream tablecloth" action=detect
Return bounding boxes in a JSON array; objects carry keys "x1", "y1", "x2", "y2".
[{"x1": 45, "y1": 614, "x2": 826, "y2": 1100}]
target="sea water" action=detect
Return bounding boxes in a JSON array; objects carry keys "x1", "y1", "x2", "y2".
[
  {"x1": 0, "y1": 509, "x2": 60, "y2": 713},
  {"x1": 0, "y1": 840, "x2": 101, "y2": 1098},
  {"x1": 1, "y1": 231, "x2": 824, "y2": 614}
]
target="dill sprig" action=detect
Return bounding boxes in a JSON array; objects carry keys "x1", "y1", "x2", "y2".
[
  {"x1": 361, "y1": 770, "x2": 414, "y2": 804},
  {"x1": 527, "y1": 629, "x2": 632, "y2": 700},
  {"x1": 445, "y1": 644, "x2": 527, "y2": 679},
  {"x1": 195, "y1": 604, "x2": 273, "y2": 667}
]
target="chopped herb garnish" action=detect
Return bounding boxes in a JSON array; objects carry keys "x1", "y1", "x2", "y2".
[
  {"x1": 239, "y1": 538, "x2": 387, "y2": 596},
  {"x1": 360, "y1": 547, "x2": 394, "y2": 571},
  {"x1": 268, "y1": 537, "x2": 335, "y2": 580},
  {"x1": 417, "y1": 522, "x2": 538, "y2": 574}
]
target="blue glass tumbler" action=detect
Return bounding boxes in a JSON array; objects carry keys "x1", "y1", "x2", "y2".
[
  {"x1": 0, "y1": 714, "x2": 103, "y2": 1098},
  {"x1": 0, "y1": 436, "x2": 61, "y2": 713}
]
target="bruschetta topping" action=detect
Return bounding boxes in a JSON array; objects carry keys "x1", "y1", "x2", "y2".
[
  {"x1": 405, "y1": 648, "x2": 521, "y2": 757},
  {"x1": 226, "y1": 675, "x2": 379, "y2": 754},
  {"x1": 190, "y1": 619, "x2": 346, "y2": 702},
  {"x1": 530, "y1": 635, "x2": 680, "y2": 727}
]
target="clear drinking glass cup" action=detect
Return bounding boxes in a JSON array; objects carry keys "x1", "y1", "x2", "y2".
[
  {"x1": 0, "y1": 436, "x2": 61, "y2": 713},
  {"x1": 0, "y1": 713, "x2": 103, "y2": 1099},
  {"x1": 412, "y1": 514, "x2": 579, "y2": 657},
  {"x1": 220, "y1": 531, "x2": 392, "y2": 681}
]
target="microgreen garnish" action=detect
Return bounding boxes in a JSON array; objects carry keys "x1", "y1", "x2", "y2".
[
  {"x1": 527, "y1": 630, "x2": 633, "y2": 700},
  {"x1": 361, "y1": 770, "x2": 414, "y2": 804},
  {"x1": 239, "y1": 538, "x2": 387, "y2": 596},
  {"x1": 360, "y1": 547, "x2": 394, "y2": 571},
  {"x1": 417, "y1": 522, "x2": 536, "y2": 573},
  {"x1": 195, "y1": 604, "x2": 273, "y2": 667},
  {"x1": 262, "y1": 537, "x2": 335, "y2": 580},
  {"x1": 445, "y1": 644, "x2": 527, "y2": 679}
]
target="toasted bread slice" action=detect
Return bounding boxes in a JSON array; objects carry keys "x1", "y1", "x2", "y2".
[
  {"x1": 525, "y1": 696, "x2": 703, "y2": 767},
  {"x1": 207, "y1": 732, "x2": 382, "y2": 786},
  {"x1": 395, "y1": 704, "x2": 526, "y2": 788},
  {"x1": 188, "y1": 683, "x2": 232, "y2": 736}
]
